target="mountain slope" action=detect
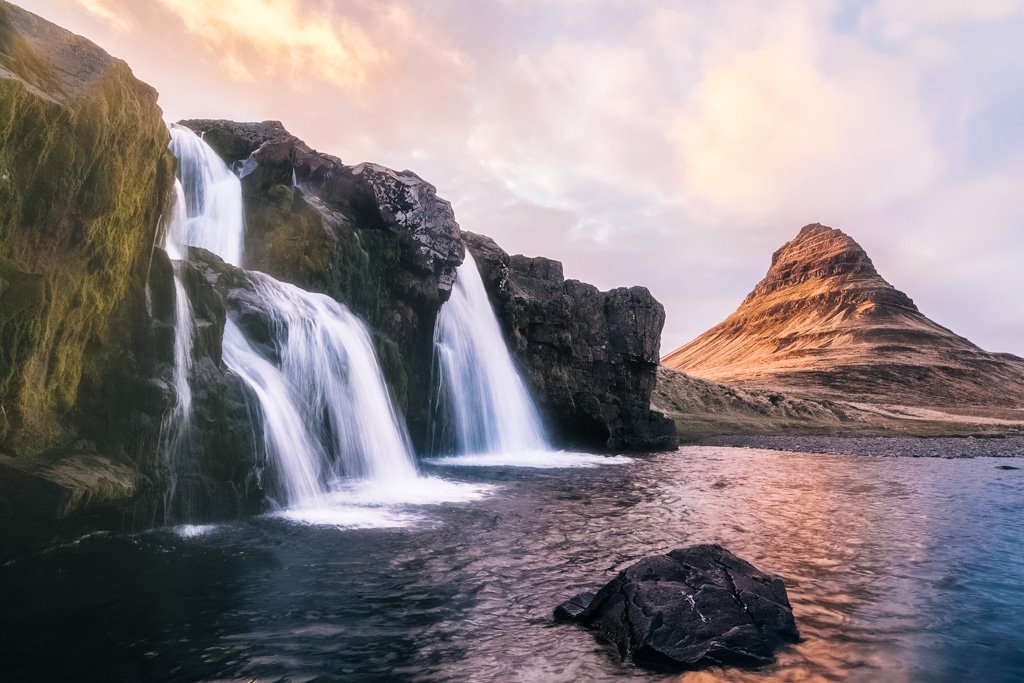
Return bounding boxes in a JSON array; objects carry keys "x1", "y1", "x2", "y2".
[{"x1": 663, "y1": 224, "x2": 1024, "y2": 408}]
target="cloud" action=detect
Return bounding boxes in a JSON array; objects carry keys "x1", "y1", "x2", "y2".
[
  {"x1": 860, "y1": 0, "x2": 1024, "y2": 41},
  {"x1": 671, "y1": 36, "x2": 943, "y2": 216},
  {"x1": 77, "y1": 0, "x2": 132, "y2": 31},
  {"x1": 151, "y1": 0, "x2": 385, "y2": 90},
  {"x1": 25, "y1": 0, "x2": 1024, "y2": 354}
]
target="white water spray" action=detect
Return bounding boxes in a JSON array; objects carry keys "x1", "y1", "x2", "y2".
[
  {"x1": 166, "y1": 123, "x2": 474, "y2": 520},
  {"x1": 160, "y1": 179, "x2": 195, "y2": 515},
  {"x1": 163, "y1": 180, "x2": 194, "y2": 420},
  {"x1": 248, "y1": 273, "x2": 419, "y2": 483},
  {"x1": 432, "y1": 253, "x2": 549, "y2": 455},
  {"x1": 221, "y1": 319, "x2": 327, "y2": 505},
  {"x1": 168, "y1": 124, "x2": 245, "y2": 267}
]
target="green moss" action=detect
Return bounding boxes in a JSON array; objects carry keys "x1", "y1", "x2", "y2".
[{"x1": 0, "y1": 26, "x2": 172, "y2": 455}]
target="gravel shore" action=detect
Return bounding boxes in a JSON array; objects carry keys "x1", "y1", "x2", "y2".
[{"x1": 701, "y1": 435, "x2": 1024, "y2": 458}]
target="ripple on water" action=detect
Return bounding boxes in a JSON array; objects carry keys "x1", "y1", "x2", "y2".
[{"x1": 1, "y1": 445, "x2": 1023, "y2": 682}]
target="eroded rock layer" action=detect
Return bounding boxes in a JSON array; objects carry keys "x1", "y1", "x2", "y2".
[{"x1": 663, "y1": 224, "x2": 1024, "y2": 408}]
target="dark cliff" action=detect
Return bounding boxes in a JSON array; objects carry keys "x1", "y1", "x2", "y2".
[
  {"x1": 465, "y1": 232, "x2": 677, "y2": 451},
  {"x1": 0, "y1": 5, "x2": 677, "y2": 554},
  {"x1": 178, "y1": 120, "x2": 676, "y2": 453},
  {"x1": 176, "y1": 119, "x2": 464, "y2": 444},
  {"x1": 0, "y1": 1, "x2": 177, "y2": 544}
]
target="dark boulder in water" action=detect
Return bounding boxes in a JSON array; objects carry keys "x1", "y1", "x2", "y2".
[{"x1": 555, "y1": 544, "x2": 799, "y2": 671}]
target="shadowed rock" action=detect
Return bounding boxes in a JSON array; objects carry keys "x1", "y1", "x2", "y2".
[
  {"x1": 465, "y1": 232, "x2": 677, "y2": 451},
  {"x1": 555, "y1": 544, "x2": 799, "y2": 670},
  {"x1": 176, "y1": 118, "x2": 464, "y2": 447}
]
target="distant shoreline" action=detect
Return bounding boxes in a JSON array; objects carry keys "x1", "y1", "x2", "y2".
[{"x1": 696, "y1": 435, "x2": 1024, "y2": 458}]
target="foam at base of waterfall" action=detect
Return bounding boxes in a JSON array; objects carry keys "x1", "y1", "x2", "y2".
[
  {"x1": 172, "y1": 524, "x2": 221, "y2": 539},
  {"x1": 272, "y1": 506, "x2": 420, "y2": 529},
  {"x1": 323, "y1": 476, "x2": 493, "y2": 506},
  {"x1": 425, "y1": 450, "x2": 632, "y2": 469},
  {"x1": 271, "y1": 477, "x2": 492, "y2": 530}
]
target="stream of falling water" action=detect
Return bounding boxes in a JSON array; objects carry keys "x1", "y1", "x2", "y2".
[
  {"x1": 431, "y1": 252, "x2": 552, "y2": 463},
  {"x1": 165, "y1": 125, "x2": 488, "y2": 525}
]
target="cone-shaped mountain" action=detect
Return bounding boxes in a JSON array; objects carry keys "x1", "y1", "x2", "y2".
[{"x1": 663, "y1": 223, "x2": 1024, "y2": 408}]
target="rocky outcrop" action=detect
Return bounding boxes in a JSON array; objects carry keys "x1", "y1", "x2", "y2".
[
  {"x1": 0, "y1": 3, "x2": 679, "y2": 556},
  {"x1": 159, "y1": 248, "x2": 266, "y2": 520},
  {"x1": 465, "y1": 232, "x2": 677, "y2": 451},
  {"x1": 175, "y1": 121, "x2": 673, "y2": 452},
  {"x1": 175, "y1": 119, "x2": 464, "y2": 444},
  {"x1": 0, "y1": 1, "x2": 176, "y2": 541},
  {"x1": 0, "y1": 1, "x2": 175, "y2": 456},
  {"x1": 555, "y1": 544, "x2": 799, "y2": 671},
  {"x1": 663, "y1": 224, "x2": 1024, "y2": 409}
]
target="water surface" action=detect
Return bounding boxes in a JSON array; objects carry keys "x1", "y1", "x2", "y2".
[{"x1": 2, "y1": 446, "x2": 1022, "y2": 682}]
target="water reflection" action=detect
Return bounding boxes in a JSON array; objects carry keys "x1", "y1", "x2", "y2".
[{"x1": 1, "y1": 447, "x2": 1022, "y2": 682}]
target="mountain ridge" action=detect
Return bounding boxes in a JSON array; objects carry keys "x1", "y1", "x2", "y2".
[{"x1": 663, "y1": 223, "x2": 1024, "y2": 408}]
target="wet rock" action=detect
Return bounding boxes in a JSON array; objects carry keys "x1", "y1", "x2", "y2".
[
  {"x1": 465, "y1": 232, "x2": 677, "y2": 451},
  {"x1": 556, "y1": 544, "x2": 799, "y2": 671},
  {"x1": 177, "y1": 119, "x2": 464, "y2": 446},
  {"x1": 0, "y1": 450, "x2": 145, "y2": 521},
  {"x1": 0, "y1": 3, "x2": 175, "y2": 458}
]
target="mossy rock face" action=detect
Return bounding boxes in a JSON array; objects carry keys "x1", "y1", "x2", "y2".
[
  {"x1": 0, "y1": 449, "x2": 146, "y2": 521},
  {"x1": 180, "y1": 119, "x2": 465, "y2": 448},
  {"x1": 0, "y1": 3, "x2": 174, "y2": 459}
]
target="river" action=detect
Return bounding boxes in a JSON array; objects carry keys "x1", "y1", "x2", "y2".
[{"x1": 2, "y1": 445, "x2": 1022, "y2": 682}]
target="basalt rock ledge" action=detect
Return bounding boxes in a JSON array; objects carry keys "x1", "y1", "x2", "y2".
[{"x1": 465, "y1": 232, "x2": 677, "y2": 451}]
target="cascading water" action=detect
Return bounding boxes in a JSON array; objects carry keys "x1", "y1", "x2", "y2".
[
  {"x1": 432, "y1": 253, "x2": 550, "y2": 455},
  {"x1": 249, "y1": 273, "x2": 419, "y2": 484},
  {"x1": 168, "y1": 124, "x2": 245, "y2": 266},
  {"x1": 165, "y1": 124, "x2": 454, "y2": 520},
  {"x1": 160, "y1": 179, "x2": 196, "y2": 516},
  {"x1": 220, "y1": 319, "x2": 327, "y2": 506},
  {"x1": 163, "y1": 180, "x2": 194, "y2": 421}
]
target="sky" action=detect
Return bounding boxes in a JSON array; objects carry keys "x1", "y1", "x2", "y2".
[{"x1": 20, "y1": 0, "x2": 1024, "y2": 356}]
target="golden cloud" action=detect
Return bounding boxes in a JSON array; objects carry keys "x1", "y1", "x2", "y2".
[
  {"x1": 153, "y1": 0, "x2": 386, "y2": 90},
  {"x1": 672, "y1": 41, "x2": 942, "y2": 214}
]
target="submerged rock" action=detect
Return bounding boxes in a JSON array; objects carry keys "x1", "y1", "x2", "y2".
[{"x1": 556, "y1": 544, "x2": 799, "y2": 671}]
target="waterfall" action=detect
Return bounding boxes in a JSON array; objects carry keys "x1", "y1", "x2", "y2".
[
  {"x1": 168, "y1": 124, "x2": 245, "y2": 267},
  {"x1": 221, "y1": 319, "x2": 327, "y2": 505},
  {"x1": 247, "y1": 273, "x2": 418, "y2": 484},
  {"x1": 432, "y1": 253, "x2": 549, "y2": 455},
  {"x1": 159, "y1": 179, "x2": 195, "y2": 516},
  {"x1": 163, "y1": 180, "x2": 194, "y2": 422},
  {"x1": 166, "y1": 124, "x2": 424, "y2": 513}
]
